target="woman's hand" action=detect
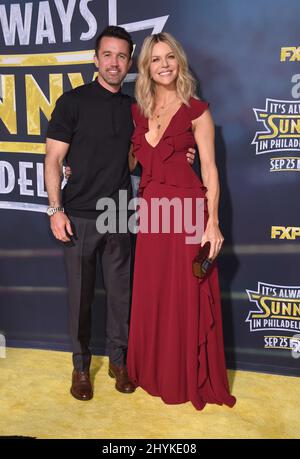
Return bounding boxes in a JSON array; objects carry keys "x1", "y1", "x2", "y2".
[
  {"x1": 64, "y1": 165, "x2": 72, "y2": 180},
  {"x1": 201, "y1": 220, "x2": 224, "y2": 260}
]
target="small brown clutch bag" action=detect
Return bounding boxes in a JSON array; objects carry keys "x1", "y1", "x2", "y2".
[{"x1": 192, "y1": 241, "x2": 213, "y2": 280}]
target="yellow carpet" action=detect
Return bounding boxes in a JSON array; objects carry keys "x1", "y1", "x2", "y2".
[{"x1": 0, "y1": 348, "x2": 299, "y2": 439}]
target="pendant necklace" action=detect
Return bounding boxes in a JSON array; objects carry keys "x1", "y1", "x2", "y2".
[{"x1": 154, "y1": 97, "x2": 179, "y2": 130}]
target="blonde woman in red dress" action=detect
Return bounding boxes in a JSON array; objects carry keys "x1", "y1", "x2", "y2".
[{"x1": 127, "y1": 32, "x2": 236, "y2": 410}]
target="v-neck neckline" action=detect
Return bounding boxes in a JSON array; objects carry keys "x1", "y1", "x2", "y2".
[{"x1": 144, "y1": 103, "x2": 184, "y2": 149}]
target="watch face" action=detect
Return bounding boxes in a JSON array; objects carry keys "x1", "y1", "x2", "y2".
[{"x1": 47, "y1": 207, "x2": 63, "y2": 216}]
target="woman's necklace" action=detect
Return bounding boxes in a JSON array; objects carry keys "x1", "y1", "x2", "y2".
[{"x1": 153, "y1": 97, "x2": 179, "y2": 130}]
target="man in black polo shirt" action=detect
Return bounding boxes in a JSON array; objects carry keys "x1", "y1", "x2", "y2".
[
  {"x1": 45, "y1": 26, "x2": 135, "y2": 401},
  {"x1": 45, "y1": 26, "x2": 195, "y2": 401}
]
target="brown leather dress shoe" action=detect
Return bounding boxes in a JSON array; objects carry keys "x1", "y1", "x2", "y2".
[
  {"x1": 70, "y1": 369, "x2": 93, "y2": 401},
  {"x1": 108, "y1": 362, "x2": 136, "y2": 394}
]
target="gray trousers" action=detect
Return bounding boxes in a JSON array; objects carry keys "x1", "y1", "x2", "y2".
[{"x1": 64, "y1": 215, "x2": 132, "y2": 371}]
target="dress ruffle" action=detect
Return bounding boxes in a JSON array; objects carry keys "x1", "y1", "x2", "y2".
[
  {"x1": 196, "y1": 265, "x2": 236, "y2": 409},
  {"x1": 131, "y1": 103, "x2": 208, "y2": 197}
]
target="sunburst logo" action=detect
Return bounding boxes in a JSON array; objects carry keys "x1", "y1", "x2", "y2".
[
  {"x1": 252, "y1": 99, "x2": 300, "y2": 155},
  {"x1": 246, "y1": 282, "x2": 300, "y2": 332}
]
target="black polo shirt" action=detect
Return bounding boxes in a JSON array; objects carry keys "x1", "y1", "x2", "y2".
[{"x1": 47, "y1": 79, "x2": 134, "y2": 219}]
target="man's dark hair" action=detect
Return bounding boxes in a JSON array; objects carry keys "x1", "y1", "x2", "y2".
[{"x1": 95, "y1": 26, "x2": 133, "y2": 58}]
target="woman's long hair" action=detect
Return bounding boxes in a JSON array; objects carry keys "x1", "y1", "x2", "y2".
[{"x1": 135, "y1": 32, "x2": 197, "y2": 118}]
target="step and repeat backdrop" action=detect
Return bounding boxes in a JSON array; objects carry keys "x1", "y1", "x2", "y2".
[{"x1": 0, "y1": 0, "x2": 299, "y2": 375}]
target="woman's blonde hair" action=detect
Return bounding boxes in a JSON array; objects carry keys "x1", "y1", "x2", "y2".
[{"x1": 135, "y1": 32, "x2": 197, "y2": 118}]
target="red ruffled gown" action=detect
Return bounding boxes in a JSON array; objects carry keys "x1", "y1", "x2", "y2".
[{"x1": 127, "y1": 98, "x2": 236, "y2": 410}]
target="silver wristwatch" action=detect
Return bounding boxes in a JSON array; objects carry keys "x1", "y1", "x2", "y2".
[{"x1": 46, "y1": 206, "x2": 64, "y2": 217}]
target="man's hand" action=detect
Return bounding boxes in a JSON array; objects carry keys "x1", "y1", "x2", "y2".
[
  {"x1": 186, "y1": 147, "x2": 196, "y2": 165},
  {"x1": 50, "y1": 212, "x2": 73, "y2": 242}
]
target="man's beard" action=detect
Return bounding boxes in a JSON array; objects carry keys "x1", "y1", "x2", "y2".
[{"x1": 100, "y1": 69, "x2": 124, "y2": 87}]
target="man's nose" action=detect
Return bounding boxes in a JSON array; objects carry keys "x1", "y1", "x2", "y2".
[{"x1": 110, "y1": 55, "x2": 118, "y2": 66}]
